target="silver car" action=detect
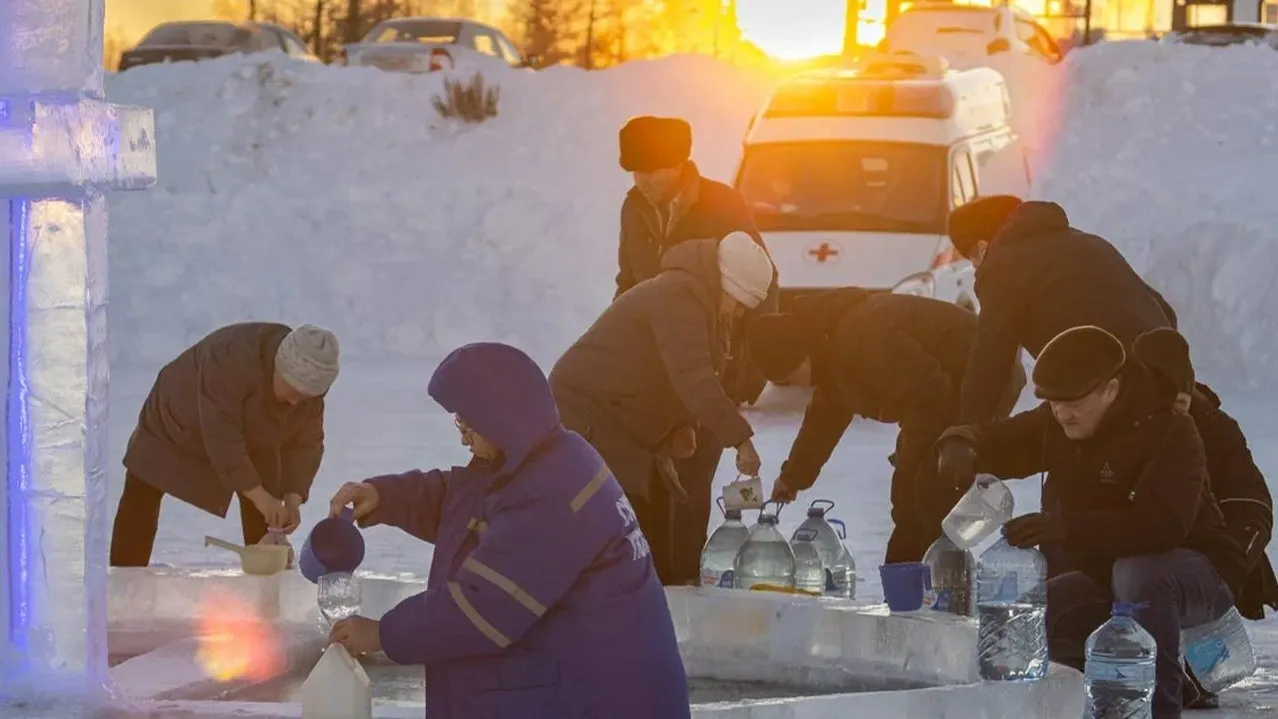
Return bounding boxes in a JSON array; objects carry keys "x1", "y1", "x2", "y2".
[{"x1": 343, "y1": 18, "x2": 528, "y2": 73}]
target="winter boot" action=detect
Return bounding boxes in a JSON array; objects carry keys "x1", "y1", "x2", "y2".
[{"x1": 1181, "y1": 662, "x2": 1220, "y2": 710}]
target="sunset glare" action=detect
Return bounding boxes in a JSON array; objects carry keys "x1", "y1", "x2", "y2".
[{"x1": 737, "y1": 0, "x2": 847, "y2": 60}]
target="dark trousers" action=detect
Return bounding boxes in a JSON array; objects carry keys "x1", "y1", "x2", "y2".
[
  {"x1": 631, "y1": 431, "x2": 723, "y2": 586},
  {"x1": 1046, "y1": 550, "x2": 1234, "y2": 719},
  {"x1": 886, "y1": 457, "x2": 965, "y2": 564},
  {"x1": 109, "y1": 471, "x2": 269, "y2": 567}
]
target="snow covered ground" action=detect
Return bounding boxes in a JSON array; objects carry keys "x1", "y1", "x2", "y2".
[{"x1": 101, "y1": 39, "x2": 1278, "y2": 711}]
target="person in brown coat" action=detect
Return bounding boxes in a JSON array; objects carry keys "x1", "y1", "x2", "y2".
[
  {"x1": 110, "y1": 322, "x2": 340, "y2": 567},
  {"x1": 551, "y1": 232, "x2": 775, "y2": 585},
  {"x1": 936, "y1": 326, "x2": 1245, "y2": 719}
]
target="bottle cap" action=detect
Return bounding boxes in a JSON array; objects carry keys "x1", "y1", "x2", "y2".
[
  {"x1": 724, "y1": 508, "x2": 743, "y2": 520},
  {"x1": 1112, "y1": 601, "x2": 1149, "y2": 617},
  {"x1": 807, "y1": 499, "x2": 835, "y2": 518}
]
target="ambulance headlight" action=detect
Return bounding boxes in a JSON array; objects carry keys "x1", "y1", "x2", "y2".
[{"x1": 892, "y1": 272, "x2": 935, "y2": 297}]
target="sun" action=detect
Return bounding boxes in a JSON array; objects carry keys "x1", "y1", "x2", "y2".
[{"x1": 736, "y1": 0, "x2": 848, "y2": 60}]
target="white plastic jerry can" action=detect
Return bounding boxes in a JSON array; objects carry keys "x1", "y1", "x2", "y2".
[{"x1": 302, "y1": 643, "x2": 373, "y2": 719}]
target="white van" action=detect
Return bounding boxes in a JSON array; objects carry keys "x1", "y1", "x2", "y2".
[{"x1": 733, "y1": 53, "x2": 1032, "y2": 311}]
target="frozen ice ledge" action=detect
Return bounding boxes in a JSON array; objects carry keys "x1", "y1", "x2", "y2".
[
  {"x1": 101, "y1": 569, "x2": 1084, "y2": 718},
  {"x1": 0, "y1": 96, "x2": 156, "y2": 196}
]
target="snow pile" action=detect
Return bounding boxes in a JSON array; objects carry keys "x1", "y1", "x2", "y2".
[
  {"x1": 105, "y1": 53, "x2": 773, "y2": 370},
  {"x1": 1034, "y1": 40, "x2": 1278, "y2": 385}
]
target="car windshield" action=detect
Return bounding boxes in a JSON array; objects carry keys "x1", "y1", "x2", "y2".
[
  {"x1": 139, "y1": 22, "x2": 248, "y2": 48},
  {"x1": 736, "y1": 141, "x2": 948, "y2": 234},
  {"x1": 367, "y1": 20, "x2": 462, "y2": 44}
]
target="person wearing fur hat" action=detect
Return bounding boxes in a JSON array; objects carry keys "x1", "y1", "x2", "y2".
[
  {"x1": 746, "y1": 289, "x2": 1025, "y2": 563},
  {"x1": 945, "y1": 196, "x2": 1178, "y2": 425},
  {"x1": 614, "y1": 116, "x2": 776, "y2": 402},
  {"x1": 550, "y1": 233, "x2": 774, "y2": 585},
  {"x1": 111, "y1": 322, "x2": 339, "y2": 567},
  {"x1": 936, "y1": 326, "x2": 1245, "y2": 719}
]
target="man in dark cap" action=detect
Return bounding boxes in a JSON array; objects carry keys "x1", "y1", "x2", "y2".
[
  {"x1": 746, "y1": 289, "x2": 1024, "y2": 563},
  {"x1": 613, "y1": 116, "x2": 777, "y2": 583},
  {"x1": 945, "y1": 195, "x2": 1178, "y2": 424},
  {"x1": 936, "y1": 325, "x2": 1245, "y2": 719}
]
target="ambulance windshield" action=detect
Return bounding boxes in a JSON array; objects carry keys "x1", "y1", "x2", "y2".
[{"x1": 736, "y1": 141, "x2": 947, "y2": 235}]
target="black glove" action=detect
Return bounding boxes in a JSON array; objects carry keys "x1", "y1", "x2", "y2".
[
  {"x1": 1003, "y1": 512, "x2": 1067, "y2": 549},
  {"x1": 936, "y1": 439, "x2": 977, "y2": 491}
]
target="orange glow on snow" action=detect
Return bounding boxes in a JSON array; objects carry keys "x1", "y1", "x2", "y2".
[{"x1": 194, "y1": 587, "x2": 285, "y2": 682}]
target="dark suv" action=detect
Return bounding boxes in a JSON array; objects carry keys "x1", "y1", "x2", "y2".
[{"x1": 119, "y1": 21, "x2": 318, "y2": 71}]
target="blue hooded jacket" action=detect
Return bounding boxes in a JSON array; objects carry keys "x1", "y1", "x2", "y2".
[{"x1": 363, "y1": 342, "x2": 690, "y2": 719}]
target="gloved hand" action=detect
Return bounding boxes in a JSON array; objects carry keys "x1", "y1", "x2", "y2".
[
  {"x1": 1003, "y1": 512, "x2": 1067, "y2": 549},
  {"x1": 770, "y1": 478, "x2": 798, "y2": 503},
  {"x1": 936, "y1": 439, "x2": 978, "y2": 490}
]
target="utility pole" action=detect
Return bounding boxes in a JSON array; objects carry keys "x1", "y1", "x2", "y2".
[
  {"x1": 842, "y1": 0, "x2": 859, "y2": 57},
  {"x1": 249, "y1": 0, "x2": 258, "y2": 21}
]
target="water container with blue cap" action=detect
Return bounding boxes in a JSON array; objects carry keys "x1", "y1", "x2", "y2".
[{"x1": 300, "y1": 506, "x2": 366, "y2": 584}]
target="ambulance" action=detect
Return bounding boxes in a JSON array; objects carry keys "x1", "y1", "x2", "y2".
[{"x1": 734, "y1": 53, "x2": 1032, "y2": 311}]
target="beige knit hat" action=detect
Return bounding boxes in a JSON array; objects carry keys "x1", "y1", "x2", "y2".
[
  {"x1": 717, "y1": 232, "x2": 774, "y2": 309},
  {"x1": 275, "y1": 324, "x2": 340, "y2": 397}
]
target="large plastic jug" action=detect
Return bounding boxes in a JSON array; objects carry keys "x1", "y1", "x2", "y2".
[
  {"x1": 976, "y1": 536, "x2": 1048, "y2": 681},
  {"x1": 791, "y1": 499, "x2": 856, "y2": 598},
  {"x1": 1181, "y1": 606, "x2": 1257, "y2": 693},
  {"x1": 733, "y1": 501, "x2": 796, "y2": 590},
  {"x1": 922, "y1": 534, "x2": 976, "y2": 616},
  {"x1": 302, "y1": 643, "x2": 371, "y2": 719},
  {"x1": 700, "y1": 498, "x2": 750, "y2": 588},
  {"x1": 1084, "y1": 602, "x2": 1156, "y2": 719},
  {"x1": 300, "y1": 507, "x2": 366, "y2": 584}
]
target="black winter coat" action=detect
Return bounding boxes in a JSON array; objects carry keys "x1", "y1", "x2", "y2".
[
  {"x1": 615, "y1": 162, "x2": 778, "y2": 405},
  {"x1": 123, "y1": 323, "x2": 325, "y2": 517},
  {"x1": 1191, "y1": 383, "x2": 1278, "y2": 619},
  {"x1": 779, "y1": 289, "x2": 1024, "y2": 492},
  {"x1": 941, "y1": 366, "x2": 1245, "y2": 593},
  {"x1": 961, "y1": 202, "x2": 1176, "y2": 423}
]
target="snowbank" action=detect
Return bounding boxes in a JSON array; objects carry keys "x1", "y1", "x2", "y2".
[
  {"x1": 107, "y1": 42, "x2": 1278, "y2": 384},
  {"x1": 105, "y1": 52, "x2": 773, "y2": 370},
  {"x1": 1034, "y1": 40, "x2": 1278, "y2": 385}
]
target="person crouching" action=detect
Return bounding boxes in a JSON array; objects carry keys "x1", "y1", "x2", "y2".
[
  {"x1": 935, "y1": 326, "x2": 1245, "y2": 719},
  {"x1": 327, "y1": 342, "x2": 690, "y2": 719}
]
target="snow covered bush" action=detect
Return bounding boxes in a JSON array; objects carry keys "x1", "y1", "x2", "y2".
[{"x1": 433, "y1": 73, "x2": 500, "y2": 123}]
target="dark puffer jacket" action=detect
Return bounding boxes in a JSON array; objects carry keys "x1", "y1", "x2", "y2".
[
  {"x1": 1191, "y1": 383, "x2": 1278, "y2": 619},
  {"x1": 123, "y1": 322, "x2": 325, "y2": 516},
  {"x1": 778, "y1": 289, "x2": 1024, "y2": 493},
  {"x1": 961, "y1": 202, "x2": 1176, "y2": 423},
  {"x1": 553, "y1": 238, "x2": 752, "y2": 500},
  {"x1": 940, "y1": 366, "x2": 1245, "y2": 593}
]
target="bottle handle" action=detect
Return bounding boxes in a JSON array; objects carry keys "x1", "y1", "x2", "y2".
[
  {"x1": 828, "y1": 517, "x2": 847, "y2": 540},
  {"x1": 809, "y1": 499, "x2": 835, "y2": 514},
  {"x1": 715, "y1": 496, "x2": 727, "y2": 517},
  {"x1": 761, "y1": 498, "x2": 786, "y2": 518}
]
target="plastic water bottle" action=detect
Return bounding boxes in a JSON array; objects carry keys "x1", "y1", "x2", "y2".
[
  {"x1": 791, "y1": 539, "x2": 826, "y2": 594},
  {"x1": 1084, "y1": 603, "x2": 1156, "y2": 718},
  {"x1": 792, "y1": 499, "x2": 856, "y2": 598},
  {"x1": 922, "y1": 534, "x2": 976, "y2": 616},
  {"x1": 975, "y1": 536, "x2": 1048, "y2": 681},
  {"x1": 1181, "y1": 606, "x2": 1257, "y2": 693},
  {"x1": 700, "y1": 499, "x2": 750, "y2": 588},
  {"x1": 733, "y1": 501, "x2": 796, "y2": 590}
]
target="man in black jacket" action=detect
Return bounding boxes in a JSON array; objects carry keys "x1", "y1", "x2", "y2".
[
  {"x1": 747, "y1": 289, "x2": 1025, "y2": 563},
  {"x1": 614, "y1": 116, "x2": 776, "y2": 583},
  {"x1": 937, "y1": 326, "x2": 1244, "y2": 719},
  {"x1": 945, "y1": 196, "x2": 1177, "y2": 424}
]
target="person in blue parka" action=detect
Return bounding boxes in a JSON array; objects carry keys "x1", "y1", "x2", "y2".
[{"x1": 326, "y1": 342, "x2": 690, "y2": 719}]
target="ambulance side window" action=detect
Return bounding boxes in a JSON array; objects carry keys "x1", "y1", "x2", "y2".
[{"x1": 950, "y1": 150, "x2": 977, "y2": 207}]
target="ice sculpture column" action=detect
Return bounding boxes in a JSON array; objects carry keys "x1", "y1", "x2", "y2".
[{"x1": 0, "y1": 0, "x2": 156, "y2": 698}]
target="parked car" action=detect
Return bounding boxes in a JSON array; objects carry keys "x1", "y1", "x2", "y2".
[
  {"x1": 343, "y1": 17, "x2": 528, "y2": 73},
  {"x1": 119, "y1": 21, "x2": 319, "y2": 71},
  {"x1": 1161, "y1": 23, "x2": 1278, "y2": 48},
  {"x1": 880, "y1": 4, "x2": 1065, "y2": 65}
]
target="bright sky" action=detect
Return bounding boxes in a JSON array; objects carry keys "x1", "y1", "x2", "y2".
[{"x1": 737, "y1": 0, "x2": 848, "y2": 60}]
